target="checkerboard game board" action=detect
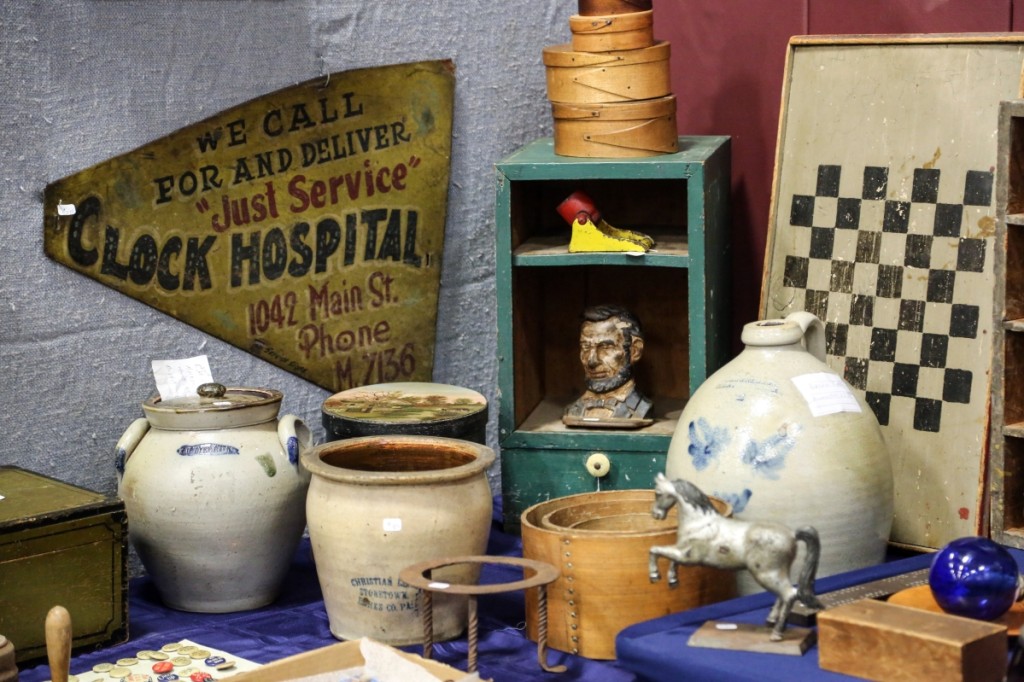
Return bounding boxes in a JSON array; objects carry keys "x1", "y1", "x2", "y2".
[
  {"x1": 760, "y1": 36, "x2": 1024, "y2": 550},
  {"x1": 781, "y1": 163, "x2": 992, "y2": 434}
]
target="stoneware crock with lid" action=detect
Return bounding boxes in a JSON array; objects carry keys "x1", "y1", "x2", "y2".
[{"x1": 115, "y1": 382, "x2": 312, "y2": 612}]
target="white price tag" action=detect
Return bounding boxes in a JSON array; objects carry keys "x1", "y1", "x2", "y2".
[
  {"x1": 151, "y1": 355, "x2": 215, "y2": 401},
  {"x1": 382, "y1": 517, "x2": 403, "y2": 532},
  {"x1": 791, "y1": 372, "x2": 862, "y2": 417}
]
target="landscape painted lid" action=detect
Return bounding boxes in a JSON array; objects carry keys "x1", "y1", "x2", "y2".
[{"x1": 321, "y1": 382, "x2": 488, "y2": 442}]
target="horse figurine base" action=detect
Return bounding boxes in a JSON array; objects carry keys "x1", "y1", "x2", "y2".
[
  {"x1": 648, "y1": 473, "x2": 825, "y2": 645},
  {"x1": 688, "y1": 620, "x2": 816, "y2": 656}
]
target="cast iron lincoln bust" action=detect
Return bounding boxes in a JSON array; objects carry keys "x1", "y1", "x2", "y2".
[{"x1": 563, "y1": 304, "x2": 653, "y2": 427}]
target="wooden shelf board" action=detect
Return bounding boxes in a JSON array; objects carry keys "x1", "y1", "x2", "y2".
[
  {"x1": 497, "y1": 136, "x2": 729, "y2": 179},
  {"x1": 514, "y1": 396, "x2": 682, "y2": 437},
  {"x1": 993, "y1": 525, "x2": 1024, "y2": 550},
  {"x1": 1006, "y1": 212, "x2": 1024, "y2": 226},
  {"x1": 1005, "y1": 318, "x2": 1024, "y2": 332},
  {"x1": 512, "y1": 231, "x2": 689, "y2": 267},
  {"x1": 1004, "y1": 421, "x2": 1024, "y2": 439}
]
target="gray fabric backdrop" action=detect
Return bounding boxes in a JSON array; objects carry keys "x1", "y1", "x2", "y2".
[{"x1": 0, "y1": 1, "x2": 571, "y2": 507}]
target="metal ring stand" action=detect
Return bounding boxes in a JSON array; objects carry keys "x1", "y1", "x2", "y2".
[{"x1": 399, "y1": 555, "x2": 567, "y2": 675}]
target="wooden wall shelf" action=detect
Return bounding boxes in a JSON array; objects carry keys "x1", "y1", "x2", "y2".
[
  {"x1": 494, "y1": 136, "x2": 731, "y2": 532},
  {"x1": 991, "y1": 99, "x2": 1024, "y2": 547}
]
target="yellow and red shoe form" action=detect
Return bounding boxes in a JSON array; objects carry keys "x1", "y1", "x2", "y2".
[{"x1": 557, "y1": 190, "x2": 655, "y2": 253}]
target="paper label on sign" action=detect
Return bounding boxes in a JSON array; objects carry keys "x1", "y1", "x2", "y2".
[
  {"x1": 152, "y1": 355, "x2": 214, "y2": 401},
  {"x1": 382, "y1": 518, "x2": 402, "y2": 532},
  {"x1": 791, "y1": 372, "x2": 862, "y2": 417},
  {"x1": 57, "y1": 202, "x2": 76, "y2": 216}
]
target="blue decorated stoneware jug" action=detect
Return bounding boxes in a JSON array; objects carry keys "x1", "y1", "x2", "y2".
[{"x1": 665, "y1": 312, "x2": 894, "y2": 593}]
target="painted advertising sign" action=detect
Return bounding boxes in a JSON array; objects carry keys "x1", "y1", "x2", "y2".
[{"x1": 43, "y1": 60, "x2": 455, "y2": 392}]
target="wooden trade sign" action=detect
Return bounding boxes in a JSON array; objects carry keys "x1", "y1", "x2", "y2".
[{"x1": 44, "y1": 60, "x2": 455, "y2": 392}]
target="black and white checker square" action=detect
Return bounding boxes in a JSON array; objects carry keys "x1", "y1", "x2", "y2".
[{"x1": 787, "y1": 163, "x2": 991, "y2": 433}]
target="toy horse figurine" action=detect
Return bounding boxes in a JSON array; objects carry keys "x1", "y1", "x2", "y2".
[{"x1": 648, "y1": 473, "x2": 824, "y2": 641}]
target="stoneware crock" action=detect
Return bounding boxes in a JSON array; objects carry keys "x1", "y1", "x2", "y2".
[
  {"x1": 115, "y1": 382, "x2": 312, "y2": 612},
  {"x1": 302, "y1": 434, "x2": 494, "y2": 645}
]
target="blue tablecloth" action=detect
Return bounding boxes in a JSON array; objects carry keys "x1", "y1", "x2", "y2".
[
  {"x1": 19, "y1": 508, "x2": 1024, "y2": 682},
  {"x1": 16, "y1": 519, "x2": 636, "y2": 682},
  {"x1": 616, "y1": 548, "x2": 1024, "y2": 681}
]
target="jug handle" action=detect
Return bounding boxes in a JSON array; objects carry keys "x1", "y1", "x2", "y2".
[
  {"x1": 786, "y1": 311, "x2": 826, "y2": 363},
  {"x1": 115, "y1": 418, "x2": 150, "y2": 479},
  {"x1": 278, "y1": 415, "x2": 313, "y2": 468}
]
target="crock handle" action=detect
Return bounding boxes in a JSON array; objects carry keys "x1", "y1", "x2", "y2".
[
  {"x1": 278, "y1": 415, "x2": 313, "y2": 468},
  {"x1": 115, "y1": 418, "x2": 150, "y2": 479},
  {"x1": 786, "y1": 311, "x2": 826, "y2": 363}
]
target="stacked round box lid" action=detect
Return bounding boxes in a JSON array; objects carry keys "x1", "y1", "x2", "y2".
[{"x1": 544, "y1": 0, "x2": 677, "y2": 157}]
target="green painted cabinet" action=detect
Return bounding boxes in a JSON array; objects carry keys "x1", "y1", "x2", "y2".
[{"x1": 495, "y1": 136, "x2": 732, "y2": 532}]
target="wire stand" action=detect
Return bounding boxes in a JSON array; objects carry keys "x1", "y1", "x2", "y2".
[{"x1": 399, "y1": 555, "x2": 566, "y2": 675}]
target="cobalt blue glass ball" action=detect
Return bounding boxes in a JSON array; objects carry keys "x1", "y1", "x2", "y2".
[{"x1": 929, "y1": 536, "x2": 1020, "y2": 621}]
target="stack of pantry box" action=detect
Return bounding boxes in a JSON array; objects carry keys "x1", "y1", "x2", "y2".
[{"x1": 543, "y1": 0, "x2": 677, "y2": 157}]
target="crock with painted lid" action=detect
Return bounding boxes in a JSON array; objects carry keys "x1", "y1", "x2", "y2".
[
  {"x1": 321, "y1": 381, "x2": 488, "y2": 444},
  {"x1": 115, "y1": 382, "x2": 312, "y2": 613}
]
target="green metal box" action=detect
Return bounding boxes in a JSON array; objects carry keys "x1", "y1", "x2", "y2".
[{"x1": 0, "y1": 466, "x2": 128, "y2": 662}]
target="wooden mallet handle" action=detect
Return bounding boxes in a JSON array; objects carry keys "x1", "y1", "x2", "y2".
[{"x1": 45, "y1": 606, "x2": 71, "y2": 682}]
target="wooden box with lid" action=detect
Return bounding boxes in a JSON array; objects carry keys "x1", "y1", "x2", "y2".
[
  {"x1": 0, "y1": 466, "x2": 128, "y2": 662},
  {"x1": 817, "y1": 599, "x2": 1006, "y2": 682}
]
